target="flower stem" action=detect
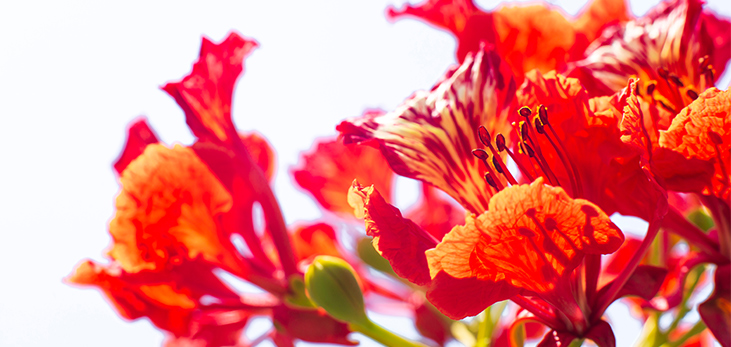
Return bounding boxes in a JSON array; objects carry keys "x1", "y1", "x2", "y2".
[
  {"x1": 592, "y1": 217, "x2": 663, "y2": 322},
  {"x1": 349, "y1": 320, "x2": 428, "y2": 347}
]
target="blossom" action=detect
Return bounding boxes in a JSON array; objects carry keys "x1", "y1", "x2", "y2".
[
  {"x1": 387, "y1": 0, "x2": 630, "y2": 81},
  {"x1": 292, "y1": 135, "x2": 394, "y2": 217},
  {"x1": 569, "y1": 0, "x2": 731, "y2": 100}
]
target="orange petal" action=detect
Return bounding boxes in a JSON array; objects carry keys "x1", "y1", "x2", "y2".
[
  {"x1": 427, "y1": 178, "x2": 623, "y2": 294},
  {"x1": 659, "y1": 88, "x2": 731, "y2": 200},
  {"x1": 293, "y1": 137, "x2": 394, "y2": 217},
  {"x1": 162, "y1": 32, "x2": 258, "y2": 145},
  {"x1": 291, "y1": 222, "x2": 341, "y2": 260},
  {"x1": 338, "y1": 47, "x2": 515, "y2": 213},
  {"x1": 108, "y1": 144, "x2": 245, "y2": 276}
]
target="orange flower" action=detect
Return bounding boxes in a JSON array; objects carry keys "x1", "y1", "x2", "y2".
[{"x1": 387, "y1": 0, "x2": 629, "y2": 82}]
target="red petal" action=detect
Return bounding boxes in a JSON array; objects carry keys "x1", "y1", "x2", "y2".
[
  {"x1": 386, "y1": 0, "x2": 479, "y2": 35},
  {"x1": 113, "y1": 117, "x2": 160, "y2": 175},
  {"x1": 292, "y1": 137, "x2": 394, "y2": 217},
  {"x1": 597, "y1": 265, "x2": 667, "y2": 302},
  {"x1": 584, "y1": 320, "x2": 616, "y2": 347},
  {"x1": 426, "y1": 271, "x2": 517, "y2": 320},
  {"x1": 414, "y1": 301, "x2": 450, "y2": 346},
  {"x1": 164, "y1": 309, "x2": 251, "y2": 347},
  {"x1": 272, "y1": 306, "x2": 357, "y2": 345},
  {"x1": 348, "y1": 181, "x2": 437, "y2": 286},
  {"x1": 699, "y1": 264, "x2": 731, "y2": 347},
  {"x1": 162, "y1": 32, "x2": 258, "y2": 145},
  {"x1": 68, "y1": 260, "x2": 194, "y2": 336},
  {"x1": 241, "y1": 132, "x2": 276, "y2": 181}
]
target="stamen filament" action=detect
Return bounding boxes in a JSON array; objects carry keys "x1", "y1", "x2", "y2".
[
  {"x1": 542, "y1": 123, "x2": 582, "y2": 198},
  {"x1": 505, "y1": 146, "x2": 536, "y2": 181}
]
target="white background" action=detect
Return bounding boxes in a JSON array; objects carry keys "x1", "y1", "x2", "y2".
[{"x1": 0, "y1": 0, "x2": 729, "y2": 346}]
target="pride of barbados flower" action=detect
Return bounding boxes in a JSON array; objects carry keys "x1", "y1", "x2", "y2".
[{"x1": 340, "y1": 43, "x2": 673, "y2": 345}]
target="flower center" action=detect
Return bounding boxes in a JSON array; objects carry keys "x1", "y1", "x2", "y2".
[{"x1": 473, "y1": 105, "x2": 583, "y2": 197}]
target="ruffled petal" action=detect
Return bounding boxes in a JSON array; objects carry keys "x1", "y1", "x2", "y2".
[
  {"x1": 426, "y1": 271, "x2": 517, "y2": 320},
  {"x1": 658, "y1": 88, "x2": 731, "y2": 200},
  {"x1": 426, "y1": 178, "x2": 623, "y2": 295},
  {"x1": 162, "y1": 32, "x2": 258, "y2": 145},
  {"x1": 338, "y1": 47, "x2": 515, "y2": 213},
  {"x1": 348, "y1": 181, "x2": 437, "y2": 286},
  {"x1": 113, "y1": 117, "x2": 160, "y2": 175},
  {"x1": 109, "y1": 144, "x2": 246, "y2": 277},
  {"x1": 293, "y1": 136, "x2": 394, "y2": 217}
]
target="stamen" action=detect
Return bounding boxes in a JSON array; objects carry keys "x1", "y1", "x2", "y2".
[
  {"x1": 473, "y1": 149, "x2": 505, "y2": 190},
  {"x1": 686, "y1": 89, "x2": 699, "y2": 101},
  {"x1": 498, "y1": 133, "x2": 536, "y2": 181},
  {"x1": 478, "y1": 126, "x2": 518, "y2": 185},
  {"x1": 538, "y1": 105, "x2": 584, "y2": 197},
  {"x1": 646, "y1": 82, "x2": 656, "y2": 96},
  {"x1": 656, "y1": 67, "x2": 669, "y2": 79},
  {"x1": 519, "y1": 106, "x2": 532, "y2": 118},
  {"x1": 522, "y1": 141, "x2": 555, "y2": 185},
  {"x1": 484, "y1": 172, "x2": 499, "y2": 191},
  {"x1": 669, "y1": 74, "x2": 684, "y2": 87},
  {"x1": 521, "y1": 119, "x2": 560, "y2": 187}
]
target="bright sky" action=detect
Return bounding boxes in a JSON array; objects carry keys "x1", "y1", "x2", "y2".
[{"x1": 0, "y1": 0, "x2": 729, "y2": 346}]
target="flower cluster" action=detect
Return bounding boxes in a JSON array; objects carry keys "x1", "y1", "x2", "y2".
[{"x1": 69, "y1": 0, "x2": 730, "y2": 346}]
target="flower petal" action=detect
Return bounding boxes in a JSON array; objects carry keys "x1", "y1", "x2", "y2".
[
  {"x1": 699, "y1": 264, "x2": 731, "y2": 347},
  {"x1": 338, "y1": 47, "x2": 515, "y2": 213},
  {"x1": 109, "y1": 144, "x2": 246, "y2": 277},
  {"x1": 426, "y1": 271, "x2": 517, "y2": 320},
  {"x1": 69, "y1": 261, "x2": 191, "y2": 335},
  {"x1": 113, "y1": 117, "x2": 160, "y2": 175},
  {"x1": 348, "y1": 181, "x2": 438, "y2": 286},
  {"x1": 659, "y1": 88, "x2": 731, "y2": 200},
  {"x1": 426, "y1": 178, "x2": 623, "y2": 294},
  {"x1": 162, "y1": 32, "x2": 258, "y2": 145},
  {"x1": 272, "y1": 306, "x2": 357, "y2": 346},
  {"x1": 293, "y1": 136, "x2": 394, "y2": 217},
  {"x1": 570, "y1": 0, "x2": 730, "y2": 99}
]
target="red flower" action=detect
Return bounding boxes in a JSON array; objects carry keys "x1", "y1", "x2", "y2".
[
  {"x1": 387, "y1": 0, "x2": 629, "y2": 82},
  {"x1": 292, "y1": 136, "x2": 394, "y2": 217},
  {"x1": 569, "y1": 0, "x2": 731, "y2": 100}
]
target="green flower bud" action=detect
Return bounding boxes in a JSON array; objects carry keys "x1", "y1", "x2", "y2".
[
  {"x1": 305, "y1": 256, "x2": 368, "y2": 326},
  {"x1": 356, "y1": 237, "x2": 394, "y2": 275}
]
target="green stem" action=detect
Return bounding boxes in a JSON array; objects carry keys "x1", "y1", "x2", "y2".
[
  {"x1": 350, "y1": 320, "x2": 429, "y2": 347},
  {"x1": 666, "y1": 264, "x2": 705, "y2": 334},
  {"x1": 475, "y1": 310, "x2": 491, "y2": 347}
]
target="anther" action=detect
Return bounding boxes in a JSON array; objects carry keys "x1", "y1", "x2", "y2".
[
  {"x1": 534, "y1": 117, "x2": 545, "y2": 134},
  {"x1": 496, "y1": 134, "x2": 507, "y2": 152},
  {"x1": 669, "y1": 74, "x2": 684, "y2": 87},
  {"x1": 646, "y1": 82, "x2": 656, "y2": 95},
  {"x1": 492, "y1": 156, "x2": 504, "y2": 174},
  {"x1": 478, "y1": 126, "x2": 492, "y2": 147},
  {"x1": 522, "y1": 142, "x2": 535, "y2": 158},
  {"x1": 472, "y1": 148, "x2": 489, "y2": 160},
  {"x1": 484, "y1": 172, "x2": 498, "y2": 190},
  {"x1": 709, "y1": 130, "x2": 724, "y2": 145},
  {"x1": 686, "y1": 89, "x2": 699, "y2": 101},
  {"x1": 520, "y1": 121, "x2": 530, "y2": 141},
  {"x1": 657, "y1": 67, "x2": 669, "y2": 79},
  {"x1": 519, "y1": 106, "x2": 532, "y2": 118},
  {"x1": 538, "y1": 105, "x2": 549, "y2": 125}
]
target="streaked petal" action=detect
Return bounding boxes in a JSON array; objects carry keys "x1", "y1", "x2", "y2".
[{"x1": 339, "y1": 47, "x2": 515, "y2": 213}]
